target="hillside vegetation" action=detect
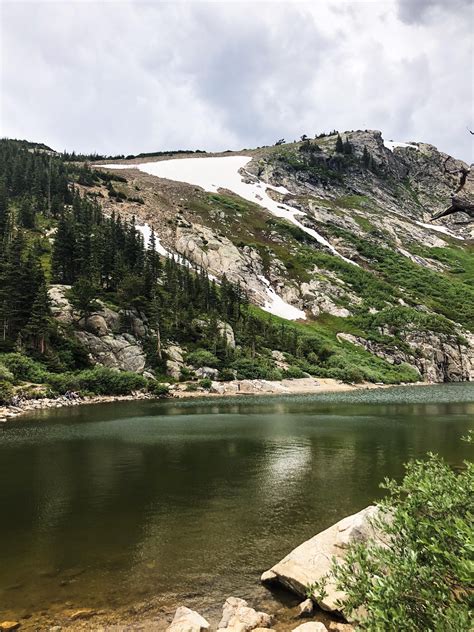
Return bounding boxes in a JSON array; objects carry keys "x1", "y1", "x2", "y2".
[{"x1": 0, "y1": 131, "x2": 473, "y2": 403}]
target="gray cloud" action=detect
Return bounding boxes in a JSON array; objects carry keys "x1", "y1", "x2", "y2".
[
  {"x1": 1, "y1": 1, "x2": 472, "y2": 162},
  {"x1": 396, "y1": 0, "x2": 472, "y2": 24}
]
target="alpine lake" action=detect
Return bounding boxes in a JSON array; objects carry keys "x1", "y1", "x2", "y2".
[{"x1": 1, "y1": 384, "x2": 473, "y2": 629}]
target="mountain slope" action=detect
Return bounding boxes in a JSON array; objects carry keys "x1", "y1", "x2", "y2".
[{"x1": 92, "y1": 130, "x2": 474, "y2": 382}]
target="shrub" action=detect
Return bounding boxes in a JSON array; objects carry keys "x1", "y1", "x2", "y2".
[
  {"x1": 231, "y1": 357, "x2": 283, "y2": 380},
  {"x1": 46, "y1": 372, "x2": 80, "y2": 395},
  {"x1": 75, "y1": 366, "x2": 147, "y2": 395},
  {"x1": 312, "y1": 453, "x2": 473, "y2": 631},
  {"x1": 283, "y1": 365, "x2": 308, "y2": 379},
  {"x1": 199, "y1": 377, "x2": 213, "y2": 389},
  {"x1": 0, "y1": 380, "x2": 14, "y2": 404},
  {"x1": 0, "y1": 362, "x2": 14, "y2": 382},
  {"x1": 0, "y1": 353, "x2": 50, "y2": 383},
  {"x1": 218, "y1": 368, "x2": 236, "y2": 382},
  {"x1": 185, "y1": 383, "x2": 199, "y2": 392},
  {"x1": 185, "y1": 350, "x2": 220, "y2": 368},
  {"x1": 147, "y1": 381, "x2": 170, "y2": 398}
]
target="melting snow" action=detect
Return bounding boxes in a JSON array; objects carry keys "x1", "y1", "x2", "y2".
[
  {"x1": 384, "y1": 140, "x2": 418, "y2": 152},
  {"x1": 136, "y1": 223, "x2": 169, "y2": 257},
  {"x1": 257, "y1": 275, "x2": 306, "y2": 321},
  {"x1": 103, "y1": 156, "x2": 355, "y2": 265},
  {"x1": 416, "y1": 221, "x2": 464, "y2": 240}
]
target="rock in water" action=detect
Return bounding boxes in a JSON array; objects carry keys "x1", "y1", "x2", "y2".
[
  {"x1": 167, "y1": 607, "x2": 210, "y2": 632},
  {"x1": 297, "y1": 599, "x2": 314, "y2": 617},
  {"x1": 261, "y1": 506, "x2": 379, "y2": 616},
  {"x1": 218, "y1": 597, "x2": 273, "y2": 631},
  {"x1": 0, "y1": 624, "x2": 20, "y2": 632}
]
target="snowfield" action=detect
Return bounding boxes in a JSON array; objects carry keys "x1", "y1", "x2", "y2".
[
  {"x1": 104, "y1": 155, "x2": 355, "y2": 264},
  {"x1": 104, "y1": 154, "x2": 362, "y2": 320}
]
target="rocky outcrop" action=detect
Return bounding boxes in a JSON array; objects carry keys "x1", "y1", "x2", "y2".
[
  {"x1": 74, "y1": 331, "x2": 147, "y2": 373},
  {"x1": 217, "y1": 597, "x2": 273, "y2": 632},
  {"x1": 167, "y1": 607, "x2": 210, "y2": 632},
  {"x1": 337, "y1": 331, "x2": 474, "y2": 382},
  {"x1": 261, "y1": 506, "x2": 379, "y2": 616},
  {"x1": 48, "y1": 285, "x2": 149, "y2": 374}
]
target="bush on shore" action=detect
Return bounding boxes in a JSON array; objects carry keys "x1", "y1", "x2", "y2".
[{"x1": 312, "y1": 451, "x2": 473, "y2": 631}]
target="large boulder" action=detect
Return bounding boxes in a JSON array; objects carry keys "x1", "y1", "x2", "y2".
[
  {"x1": 74, "y1": 331, "x2": 147, "y2": 373},
  {"x1": 167, "y1": 606, "x2": 210, "y2": 632},
  {"x1": 218, "y1": 597, "x2": 273, "y2": 632},
  {"x1": 261, "y1": 506, "x2": 379, "y2": 615},
  {"x1": 217, "y1": 320, "x2": 236, "y2": 349},
  {"x1": 48, "y1": 284, "x2": 74, "y2": 323}
]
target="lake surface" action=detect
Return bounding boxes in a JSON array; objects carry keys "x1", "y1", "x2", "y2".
[{"x1": 0, "y1": 384, "x2": 473, "y2": 626}]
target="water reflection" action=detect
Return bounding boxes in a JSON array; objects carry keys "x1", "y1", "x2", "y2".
[{"x1": 0, "y1": 384, "x2": 472, "y2": 621}]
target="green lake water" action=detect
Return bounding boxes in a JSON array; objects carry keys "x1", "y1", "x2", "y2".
[{"x1": 0, "y1": 384, "x2": 473, "y2": 624}]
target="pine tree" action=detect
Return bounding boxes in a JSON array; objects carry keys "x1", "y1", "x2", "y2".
[
  {"x1": 335, "y1": 134, "x2": 344, "y2": 153},
  {"x1": 22, "y1": 281, "x2": 51, "y2": 354},
  {"x1": 0, "y1": 177, "x2": 9, "y2": 240}
]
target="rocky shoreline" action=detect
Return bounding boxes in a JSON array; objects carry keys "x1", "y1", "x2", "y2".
[
  {"x1": 1, "y1": 507, "x2": 370, "y2": 631},
  {"x1": 0, "y1": 377, "x2": 416, "y2": 424}
]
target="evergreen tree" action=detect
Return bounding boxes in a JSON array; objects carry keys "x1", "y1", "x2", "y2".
[
  {"x1": 335, "y1": 134, "x2": 344, "y2": 153},
  {"x1": 22, "y1": 281, "x2": 52, "y2": 354}
]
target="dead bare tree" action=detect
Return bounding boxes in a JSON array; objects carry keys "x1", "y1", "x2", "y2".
[{"x1": 431, "y1": 156, "x2": 474, "y2": 221}]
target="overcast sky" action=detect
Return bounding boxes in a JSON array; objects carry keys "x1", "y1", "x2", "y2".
[{"x1": 1, "y1": 0, "x2": 473, "y2": 161}]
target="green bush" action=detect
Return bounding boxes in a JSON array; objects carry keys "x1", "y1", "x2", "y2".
[
  {"x1": 0, "y1": 380, "x2": 14, "y2": 404},
  {"x1": 283, "y1": 365, "x2": 308, "y2": 379},
  {"x1": 311, "y1": 453, "x2": 473, "y2": 631},
  {"x1": 0, "y1": 353, "x2": 50, "y2": 383},
  {"x1": 185, "y1": 383, "x2": 199, "y2": 392},
  {"x1": 75, "y1": 366, "x2": 147, "y2": 395},
  {"x1": 46, "y1": 372, "x2": 80, "y2": 395},
  {"x1": 185, "y1": 349, "x2": 220, "y2": 368},
  {"x1": 231, "y1": 357, "x2": 283, "y2": 380},
  {"x1": 218, "y1": 368, "x2": 236, "y2": 382},
  {"x1": 199, "y1": 377, "x2": 213, "y2": 389},
  {"x1": 0, "y1": 362, "x2": 14, "y2": 382},
  {"x1": 147, "y1": 381, "x2": 170, "y2": 397}
]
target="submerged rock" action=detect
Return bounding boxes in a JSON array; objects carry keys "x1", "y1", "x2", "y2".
[
  {"x1": 0, "y1": 623, "x2": 20, "y2": 632},
  {"x1": 218, "y1": 597, "x2": 273, "y2": 632},
  {"x1": 261, "y1": 506, "x2": 379, "y2": 616},
  {"x1": 167, "y1": 606, "x2": 210, "y2": 632}
]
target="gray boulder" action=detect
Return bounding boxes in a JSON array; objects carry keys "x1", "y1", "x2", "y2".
[{"x1": 262, "y1": 506, "x2": 379, "y2": 616}]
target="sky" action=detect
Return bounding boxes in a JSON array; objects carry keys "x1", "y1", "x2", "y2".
[{"x1": 1, "y1": 0, "x2": 473, "y2": 161}]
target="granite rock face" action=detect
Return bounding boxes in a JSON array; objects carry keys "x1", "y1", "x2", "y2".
[{"x1": 262, "y1": 506, "x2": 380, "y2": 616}]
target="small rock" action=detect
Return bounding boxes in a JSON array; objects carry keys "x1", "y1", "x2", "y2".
[
  {"x1": 167, "y1": 606, "x2": 210, "y2": 632},
  {"x1": 0, "y1": 623, "x2": 20, "y2": 632},
  {"x1": 327, "y1": 623, "x2": 355, "y2": 631},
  {"x1": 260, "y1": 570, "x2": 277, "y2": 584},
  {"x1": 297, "y1": 599, "x2": 314, "y2": 617},
  {"x1": 292, "y1": 624, "x2": 328, "y2": 632},
  {"x1": 218, "y1": 597, "x2": 273, "y2": 631},
  {"x1": 49, "y1": 627, "x2": 62, "y2": 632},
  {"x1": 69, "y1": 609, "x2": 96, "y2": 620}
]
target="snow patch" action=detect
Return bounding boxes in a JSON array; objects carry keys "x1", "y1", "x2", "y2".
[
  {"x1": 136, "y1": 223, "x2": 169, "y2": 257},
  {"x1": 103, "y1": 156, "x2": 356, "y2": 265},
  {"x1": 416, "y1": 221, "x2": 464, "y2": 240},
  {"x1": 383, "y1": 140, "x2": 418, "y2": 152},
  {"x1": 257, "y1": 275, "x2": 306, "y2": 321}
]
